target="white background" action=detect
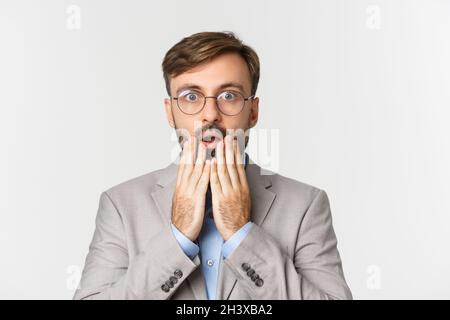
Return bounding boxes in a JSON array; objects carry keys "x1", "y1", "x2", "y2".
[{"x1": 1, "y1": 0, "x2": 449, "y2": 299}]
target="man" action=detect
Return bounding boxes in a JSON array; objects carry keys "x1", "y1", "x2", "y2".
[{"x1": 74, "y1": 31, "x2": 352, "y2": 300}]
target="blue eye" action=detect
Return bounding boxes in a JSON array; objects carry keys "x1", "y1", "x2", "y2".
[
  {"x1": 187, "y1": 93, "x2": 198, "y2": 102},
  {"x1": 221, "y1": 91, "x2": 236, "y2": 101},
  {"x1": 180, "y1": 90, "x2": 200, "y2": 103}
]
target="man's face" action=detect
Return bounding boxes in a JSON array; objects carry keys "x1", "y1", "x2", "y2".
[{"x1": 164, "y1": 52, "x2": 259, "y2": 157}]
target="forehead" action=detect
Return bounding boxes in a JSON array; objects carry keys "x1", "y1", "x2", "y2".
[{"x1": 170, "y1": 52, "x2": 252, "y2": 95}]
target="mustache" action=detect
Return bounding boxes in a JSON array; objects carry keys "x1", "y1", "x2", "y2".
[
  {"x1": 177, "y1": 124, "x2": 226, "y2": 145},
  {"x1": 195, "y1": 123, "x2": 226, "y2": 139},
  {"x1": 176, "y1": 124, "x2": 249, "y2": 150}
]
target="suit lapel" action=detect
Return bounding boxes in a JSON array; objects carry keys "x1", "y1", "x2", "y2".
[{"x1": 150, "y1": 157, "x2": 276, "y2": 300}]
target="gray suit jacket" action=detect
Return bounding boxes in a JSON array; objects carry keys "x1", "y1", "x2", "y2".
[{"x1": 74, "y1": 158, "x2": 352, "y2": 300}]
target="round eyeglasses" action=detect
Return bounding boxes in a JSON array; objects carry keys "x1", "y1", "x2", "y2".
[{"x1": 170, "y1": 89, "x2": 255, "y2": 116}]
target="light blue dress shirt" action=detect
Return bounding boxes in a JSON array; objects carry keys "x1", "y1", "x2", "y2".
[{"x1": 170, "y1": 153, "x2": 253, "y2": 300}]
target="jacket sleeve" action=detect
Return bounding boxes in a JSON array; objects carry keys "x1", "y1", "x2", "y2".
[
  {"x1": 223, "y1": 189, "x2": 352, "y2": 300},
  {"x1": 73, "y1": 192, "x2": 200, "y2": 300}
]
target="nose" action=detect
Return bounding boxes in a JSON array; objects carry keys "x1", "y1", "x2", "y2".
[{"x1": 201, "y1": 97, "x2": 221, "y2": 123}]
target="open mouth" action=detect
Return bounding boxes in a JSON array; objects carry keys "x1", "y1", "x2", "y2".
[{"x1": 201, "y1": 130, "x2": 222, "y2": 149}]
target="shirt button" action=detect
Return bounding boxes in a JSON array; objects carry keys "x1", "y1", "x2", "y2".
[{"x1": 207, "y1": 259, "x2": 214, "y2": 267}]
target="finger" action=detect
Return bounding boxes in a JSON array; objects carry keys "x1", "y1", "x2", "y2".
[
  {"x1": 176, "y1": 136, "x2": 190, "y2": 187},
  {"x1": 191, "y1": 135, "x2": 198, "y2": 164},
  {"x1": 235, "y1": 135, "x2": 246, "y2": 165},
  {"x1": 195, "y1": 159, "x2": 211, "y2": 194},
  {"x1": 225, "y1": 135, "x2": 240, "y2": 189},
  {"x1": 195, "y1": 139, "x2": 207, "y2": 166},
  {"x1": 179, "y1": 135, "x2": 191, "y2": 165},
  {"x1": 210, "y1": 157, "x2": 222, "y2": 194},
  {"x1": 176, "y1": 161, "x2": 184, "y2": 188},
  {"x1": 215, "y1": 139, "x2": 232, "y2": 192},
  {"x1": 235, "y1": 137, "x2": 248, "y2": 189},
  {"x1": 181, "y1": 136, "x2": 196, "y2": 182},
  {"x1": 190, "y1": 142, "x2": 207, "y2": 188},
  {"x1": 188, "y1": 135, "x2": 196, "y2": 165}
]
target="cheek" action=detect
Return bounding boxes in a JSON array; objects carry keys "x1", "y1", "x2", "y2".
[
  {"x1": 231, "y1": 112, "x2": 252, "y2": 128},
  {"x1": 223, "y1": 120, "x2": 250, "y2": 132},
  {"x1": 173, "y1": 112, "x2": 204, "y2": 134}
]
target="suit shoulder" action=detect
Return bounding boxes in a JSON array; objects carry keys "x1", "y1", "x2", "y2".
[
  {"x1": 268, "y1": 170, "x2": 324, "y2": 202},
  {"x1": 103, "y1": 166, "x2": 170, "y2": 200}
]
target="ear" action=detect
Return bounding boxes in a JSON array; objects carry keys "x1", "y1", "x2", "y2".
[
  {"x1": 248, "y1": 97, "x2": 259, "y2": 128},
  {"x1": 164, "y1": 98, "x2": 175, "y2": 128}
]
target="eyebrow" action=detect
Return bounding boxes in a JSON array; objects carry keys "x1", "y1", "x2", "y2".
[{"x1": 175, "y1": 82, "x2": 247, "y2": 96}]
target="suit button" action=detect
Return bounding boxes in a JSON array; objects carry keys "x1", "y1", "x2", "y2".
[
  {"x1": 169, "y1": 276, "x2": 178, "y2": 285},
  {"x1": 255, "y1": 278, "x2": 264, "y2": 287},
  {"x1": 241, "y1": 263, "x2": 251, "y2": 271},
  {"x1": 161, "y1": 284, "x2": 170, "y2": 292},
  {"x1": 251, "y1": 273, "x2": 259, "y2": 281},
  {"x1": 247, "y1": 269, "x2": 255, "y2": 277},
  {"x1": 165, "y1": 280, "x2": 174, "y2": 288},
  {"x1": 174, "y1": 269, "x2": 183, "y2": 279}
]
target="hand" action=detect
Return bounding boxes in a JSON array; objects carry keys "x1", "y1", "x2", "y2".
[
  {"x1": 210, "y1": 135, "x2": 251, "y2": 241},
  {"x1": 171, "y1": 136, "x2": 211, "y2": 241}
]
